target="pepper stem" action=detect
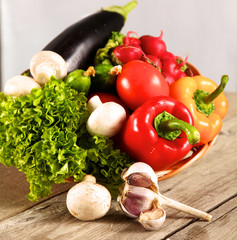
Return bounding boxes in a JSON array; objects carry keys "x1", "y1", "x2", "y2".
[
  {"x1": 193, "y1": 75, "x2": 229, "y2": 117},
  {"x1": 203, "y1": 75, "x2": 229, "y2": 104},
  {"x1": 159, "y1": 119, "x2": 200, "y2": 145},
  {"x1": 103, "y1": 0, "x2": 138, "y2": 22},
  {"x1": 154, "y1": 111, "x2": 200, "y2": 145}
]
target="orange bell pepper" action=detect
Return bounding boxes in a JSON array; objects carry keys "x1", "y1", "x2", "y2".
[{"x1": 169, "y1": 75, "x2": 228, "y2": 145}]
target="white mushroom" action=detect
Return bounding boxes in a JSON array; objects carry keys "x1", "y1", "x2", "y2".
[
  {"x1": 4, "y1": 75, "x2": 41, "y2": 97},
  {"x1": 66, "y1": 175, "x2": 111, "y2": 221},
  {"x1": 86, "y1": 95, "x2": 127, "y2": 138},
  {"x1": 30, "y1": 50, "x2": 67, "y2": 85}
]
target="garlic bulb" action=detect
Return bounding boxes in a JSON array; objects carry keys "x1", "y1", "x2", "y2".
[{"x1": 118, "y1": 162, "x2": 212, "y2": 231}]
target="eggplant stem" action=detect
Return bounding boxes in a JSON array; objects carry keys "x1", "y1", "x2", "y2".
[{"x1": 103, "y1": 0, "x2": 138, "y2": 21}]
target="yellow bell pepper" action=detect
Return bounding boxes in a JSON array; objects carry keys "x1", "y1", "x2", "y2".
[{"x1": 169, "y1": 75, "x2": 228, "y2": 145}]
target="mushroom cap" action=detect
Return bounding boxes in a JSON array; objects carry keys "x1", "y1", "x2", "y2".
[
  {"x1": 4, "y1": 75, "x2": 41, "y2": 97},
  {"x1": 86, "y1": 101, "x2": 127, "y2": 138},
  {"x1": 30, "y1": 50, "x2": 67, "y2": 84},
  {"x1": 66, "y1": 181, "x2": 111, "y2": 221}
]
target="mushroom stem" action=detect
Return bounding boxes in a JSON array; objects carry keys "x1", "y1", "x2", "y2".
[
  {"x1": 87, "y1": 95, "x2": 103, "y2": 112},
  {"x1": 158, "y1": 193, "x2": 212, "y2": 221},
  {"x1": 82, "y1": 175, "x2": 96, "y2": 183}
]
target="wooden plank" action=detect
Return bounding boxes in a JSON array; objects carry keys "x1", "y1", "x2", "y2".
[
  {"x1": 0, "y1": 92, "x2": 236, "y2": 239},
  {"x1": 0, "y1": 165, "x2": 75, "y2": 221},
  {"x1": 166, "y1": 194, "x2": 237, "y2": 240}
]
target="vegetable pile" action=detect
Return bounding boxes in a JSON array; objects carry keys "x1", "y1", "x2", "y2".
[{"x1": 0, "y1": 0, "x2": 229, "y2": 215}]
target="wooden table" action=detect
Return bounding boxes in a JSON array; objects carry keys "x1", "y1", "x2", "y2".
[{"x1": 0, "y1": 92, "x2": 236, "y2": 240}]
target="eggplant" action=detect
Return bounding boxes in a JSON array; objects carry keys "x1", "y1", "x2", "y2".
[{"x1": 43, "y1": 1, "x2": 137, "y2": 73}]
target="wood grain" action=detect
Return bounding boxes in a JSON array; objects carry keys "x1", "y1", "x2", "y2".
[{"x1": 0, "y1": 92, "x2": 236, "y2": 239}]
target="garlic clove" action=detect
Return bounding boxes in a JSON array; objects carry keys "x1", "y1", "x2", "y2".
[
  {"x1": 117, "y1": 183, "x2": 159, "y2": 218},
  {"x1": 139, "y1": 208, "x2": 166, "y2": 231},
  {"x1": 126, "y1": 172, "x2": 155, "y2": 188},
  {"x1": 121, "y1": 162, "x2": 159, "y2": 192}
]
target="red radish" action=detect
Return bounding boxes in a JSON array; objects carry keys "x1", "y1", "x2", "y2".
[
  {"x1": 174, "y1": 70, "x2": 187, "y2": 80},
  {"x1": 123, "y1": 31, "x2": 141, "y2": 46},
  {"x1": 161, "y1": 51, "x2": 176, "y2": 63},
  {"x1": 142, "y1": 55, "x2": 162, "y2": 70},
  {"x1": 162, "y1": 56, "x2": 188, "y2": 84},
  {"x1": 112, "y1": 45, "x2": 143, "y2": 65},
  {"x1": 140, "y1": 30, "x2": 167, "y2": 58}
]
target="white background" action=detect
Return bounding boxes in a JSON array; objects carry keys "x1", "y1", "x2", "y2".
[{"x1": 1, "y1": 0, "x2": 237, "y2": 91}]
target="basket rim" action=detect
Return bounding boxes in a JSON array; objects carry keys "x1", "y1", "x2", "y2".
[{"x1": 156, "y1": 136, "x2": 218, "y2": 181}]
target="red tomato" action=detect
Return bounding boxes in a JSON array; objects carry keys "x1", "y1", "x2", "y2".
[
  {"x1": 88, "y1": 92, "x2": 130, "y2": 117},
  {"x1": 116, "y1": 60, "x2": 169, "y2": 111}
]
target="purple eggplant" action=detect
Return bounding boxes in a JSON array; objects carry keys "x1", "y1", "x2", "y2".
[{"x1": 43, "y1": 1, "x2": 137, "y2": 73}]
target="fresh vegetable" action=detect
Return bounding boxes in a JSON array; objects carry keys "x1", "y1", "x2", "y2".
[
  {"x1": 139, "y1": 30, "x2": 167, "y2": 58},
  {"x1": 43, "y1": 1, "x2": 137, "y2": 72},
  {"x1": 123, "y1": 31, "x2": 141, "y2": 46},
  {"x1": 112, "y1": 44, "x2": 143, "y2": 65},
  {"x1": 116, "y1": 60, "x2": 169, "y2": 111},
  {"x1": 30, "y1": 50, "x2": 68, "y2": 85},
  {"x1": 118, "y1": 162, "x2": 212, "y2": 230},
  {"x1": 94, "y1": 31, "x2": 125, "y2": 66},
  {"x1": 3, "y1": 75, "x2": 41, "y2": 97},
  {"x1": 101, "y1": 30, "x2": 189, "y2": 85},
  {"x1": 90, "y1": 64, "x2": 122, "y2": 92},
  {"x1": 161, "y1": 54, "x2": 188, "y2": 85},
  {"x1": 86, "y1": 95, "x2": 127, "y2": 138},
  {"x1": 64, "y1": 66, "x2": 94, "y2": 94},
  {"x1": 169, "y1": 75, "x2": 229, "y2": 145},
  {"x1": 141, "y1": 55, "x2": 162, "y2": 70},
  {"x1": 88, "y1": 92, "x2": 130, "y2": 117},
  {"x1": 66, "y1": 175, "x2": 111, "y2": 221},
  {"x1": 0, "y1": 79, "x2": 132, "y2": 201},
  {"x1": 118, "y1": 96, "x2": 200, "y2": 171}
]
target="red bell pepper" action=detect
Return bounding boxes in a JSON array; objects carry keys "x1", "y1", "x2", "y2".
[{"x1": 118, "y1": 96, "x2": 200, "y2": 171}]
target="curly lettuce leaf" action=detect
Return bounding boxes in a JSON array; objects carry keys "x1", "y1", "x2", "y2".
[
  {"x1": 94, "y1": 31, "x2": 125, "y2": 66},
  {"x1": 0, "y1": 78, "x2": 132, "y2": 201}
]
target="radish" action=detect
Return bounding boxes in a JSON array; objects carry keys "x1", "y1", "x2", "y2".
[
  {"x1": 112, "y1": 44, "x2": 143, "y2": 65},
  {"x1": 141, "y1": 55, "x2": 162, "y2": 70},
  {"x1": 161, "y1": 55, "x2": 188, "y2": 84},
  {"x1": 139, "y1": 30, "x2": 167, "y2": 58},
  {"x1": 123, "y1": 31, "x2": 141, "y2": 46}
]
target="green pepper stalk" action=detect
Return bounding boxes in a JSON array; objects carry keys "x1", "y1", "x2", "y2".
[
  {"x1": 154, "y1": 111, "x2": 200, "y2": 145},
  {"x1": 193, "y1": 75, "x2": 229, "y2": 117}
]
